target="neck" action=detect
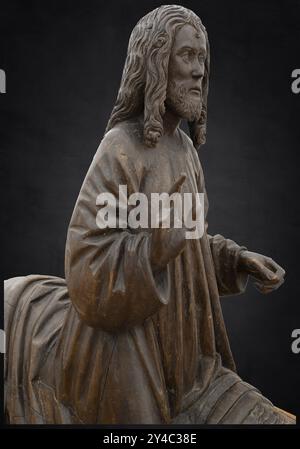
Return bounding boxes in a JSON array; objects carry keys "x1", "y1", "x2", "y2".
[{"x1": 163, "y1": 107, "x2": 181, "y2": 135}]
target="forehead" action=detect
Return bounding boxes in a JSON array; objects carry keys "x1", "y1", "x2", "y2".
[{"x1": 172, "y1": 23, "x2": 206, "y2": 53}]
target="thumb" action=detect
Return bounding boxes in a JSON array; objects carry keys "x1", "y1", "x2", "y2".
[{"x1": 168, "y1": 173, "x2": 186, "y2": 195}]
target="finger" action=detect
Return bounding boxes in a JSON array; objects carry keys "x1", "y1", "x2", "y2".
[
  {"x1": 254, "y1": 282, "x2": 275, "y2": 294},
  {"x1": 259, "y1": 273, "x2": 280, "y2": 285},
  {"x1": 261, "y1": 267, "x2": 283, "y2": 284},
  {"x1": 168, "y1": 173, "x2": 186, "y2": 195},
  {"x1": 254, "y1": 277, "x2": 284, "y2": 294},
  {"x1": 258, "y1": 279, "x2": 281, "y2": 289},
  {"x1": 250, "y1": 262, "x2": 279, "y2": 283},
  {"x1": 265, "y1": 258, "x2": 286, "y2": 278}
]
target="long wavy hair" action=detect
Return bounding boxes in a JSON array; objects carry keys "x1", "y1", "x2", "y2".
[{"x1": 105, "y1": 5, "x2": 210, "y2": 150}]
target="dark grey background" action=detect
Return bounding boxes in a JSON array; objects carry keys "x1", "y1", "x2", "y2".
[{"x1": 1, "y1": 0, "x2": 300, "y2": 419}]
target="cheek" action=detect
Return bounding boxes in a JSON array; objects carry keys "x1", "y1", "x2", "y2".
[{"x1": 168, "y1": 58, "x2": 191, "y2": 82}]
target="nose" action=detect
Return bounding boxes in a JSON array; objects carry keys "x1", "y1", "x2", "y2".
[{"x1": 191, "y1": 59, "x2": 205, "y2": 79}]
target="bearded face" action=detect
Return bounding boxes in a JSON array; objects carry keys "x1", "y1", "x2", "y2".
[
  {"x1": 165, "y1": 23, "x2": 206, "y2": 122},
  {"x1": 165, "y1": 79, "x2": 202, "y2": 122}
]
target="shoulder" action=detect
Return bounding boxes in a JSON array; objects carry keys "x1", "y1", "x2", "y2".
[
  {"x1": 86, "y1": 119, "x2": 147, "y2": 190},
  {"x1": 94, "y1": 119, "x2": 144, "y2": 165}
]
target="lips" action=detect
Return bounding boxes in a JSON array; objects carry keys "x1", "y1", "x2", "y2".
[{"x1": 189, "y1": 87, "x2": 201, "y2": 94}]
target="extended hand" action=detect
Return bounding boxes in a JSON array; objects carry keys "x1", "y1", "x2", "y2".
[{"x1": 238, "y1": 250, "x2": 285, "y2": 294}]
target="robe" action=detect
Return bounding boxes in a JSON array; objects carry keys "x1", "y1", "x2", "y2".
[{"x1": 4, "y1": 117, "x2": 295, "y2": 424}]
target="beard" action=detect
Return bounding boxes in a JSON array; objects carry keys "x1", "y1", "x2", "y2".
[{"x1": 165, "y1": 80, "x2": 202, "y2": 122}]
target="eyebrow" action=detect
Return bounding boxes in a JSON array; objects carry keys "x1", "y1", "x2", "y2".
[{"x1": 178, "y1": 46, "x2": 206, "y2": 54}]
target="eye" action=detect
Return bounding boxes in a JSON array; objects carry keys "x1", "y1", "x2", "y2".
[
  {"x1": 181, "y1": 51, "x2": 191, "y2": 63},
  {"x1": 198, "y1": 54, "x2": 206, "y2": 64},
  {"x1": 181, "y1": 50, "x2": 195, "y2": 63}
]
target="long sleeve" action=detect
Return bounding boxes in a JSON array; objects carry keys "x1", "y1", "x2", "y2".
[
  {"x1": 65, "y1": 128, "x2": 171, "y2": 332},
  {"x1": 208, "y1": 232, "x2": 248, "y2": 296}
]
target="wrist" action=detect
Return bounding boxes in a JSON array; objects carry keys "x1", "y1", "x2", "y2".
[{"x1": 237, "y1": 249, "x2": 250, "y2": 272}]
